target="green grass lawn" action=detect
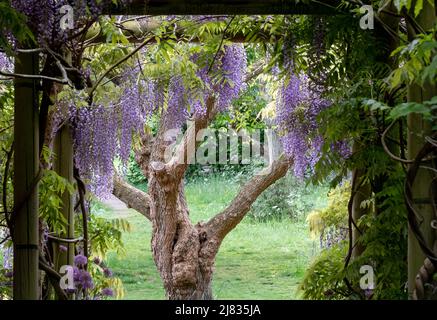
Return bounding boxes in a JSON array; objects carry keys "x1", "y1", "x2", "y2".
[{"x1": 104, "y1": 176, "x2": 319, "y2": 299}]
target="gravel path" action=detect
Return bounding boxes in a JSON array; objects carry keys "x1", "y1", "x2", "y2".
[{"x1": 101, "y1": 195, "x2": 134, "y2": 217}]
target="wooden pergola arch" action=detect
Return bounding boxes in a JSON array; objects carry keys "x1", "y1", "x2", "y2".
[{"x1": 11, "y1": 0, "x2": 434, "y2": 300}]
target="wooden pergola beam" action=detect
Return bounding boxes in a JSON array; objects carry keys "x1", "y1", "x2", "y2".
[
  {"x1": 102, "y1": 0, "x2": 343, "y2": 15},
  {"x1": 85, "y1": 19, "x2": 277, "y2": 45}
]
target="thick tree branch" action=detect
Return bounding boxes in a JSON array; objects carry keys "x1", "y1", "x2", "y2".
[
  {"x1": 205, "y1": 156, "x2": 290, "y2": 241},
  {"x1": 246, "y1": 61, "x2": 268, "y2": 82},
  {"x1": 163, "y1": 96, "x2": 217, "y2": 181},
  {"x1": 112, "y1": 174, "x2": 152, "y2": 220},
  {"x1": 163, "y1": 63, "x2": 267, "y2": 181}
]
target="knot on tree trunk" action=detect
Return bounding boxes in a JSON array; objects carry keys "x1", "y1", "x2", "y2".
[{"x1": 171, "y1": 223, "x2": 200, "y2": 289}]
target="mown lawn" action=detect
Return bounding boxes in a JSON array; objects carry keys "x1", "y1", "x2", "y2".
[{"x1": 104, "y1": 176, "x2": 320, "y2": 299}]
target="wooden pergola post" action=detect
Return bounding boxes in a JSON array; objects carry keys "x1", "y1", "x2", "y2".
[
  {"x1": 53, "y1": 125, "x2": 75, "y2": 273},
  {"x1": 406, "y1": 0, "x2": 437, "y2": 298},
  {"x1": 13, "y1": 51, "x2": 40, "y2": 300}
]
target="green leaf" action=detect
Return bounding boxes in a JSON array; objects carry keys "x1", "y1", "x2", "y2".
[
  {"x1": 420, "y1": 55, "x2": 437, "y2": 83},
  {"x1": 390, "y1": 69, "x2": 403, "y2": 88},
  {"x1": 414, "y1": 0, "x2": 423, "y2": 16},
  {"x1": 389, "y1": 102, "x2": 431, "y2": 120},
  {"x1": 363, "y1": 99, "x2": 390, "y2": 111}
]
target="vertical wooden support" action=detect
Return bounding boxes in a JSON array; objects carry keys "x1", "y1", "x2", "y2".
[
  {"x1": 13, "y1": 51, "x2": 40, "y2": 299},
  {"x1": 407, "y1": 0, "x2": 437, "y2": 298},
  {"x1": 407, "y1": 83, "x2": 435, "y2": 297},
  {"x1": 53, "y1": 125, "x2": 75, "y2": 272},
  {"x1": 351, "y1": 142, "x2": 371, "y2": 258}
]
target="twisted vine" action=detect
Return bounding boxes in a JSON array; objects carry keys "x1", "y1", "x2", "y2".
[{"x1": 404, "y1": 135, "x2": 437, "y2": 299}]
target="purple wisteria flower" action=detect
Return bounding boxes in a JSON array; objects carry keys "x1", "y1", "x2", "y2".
[
  {"x1": 74, "y1": 254, "x2": 88, "y2": 267},
  {"x1": 73, "y1": 267, "x2": 94, "y2": 289},
  {"x1": 165, "y1": 76, "x2": 189, "y2": 130},
  {"x1": 275, "y1": 70, "x2": 331, "y2": 179},
  {"x1": 93, "y1": 257, "x2": 101, "y2": 265},
  {"x1": 0, "y1": 53, "x2": 13, "y2": 73},
  {"x1": 101, "y1": 288, "x2": 114, "y2": 297},
  {"x1": 78, "y1": 270, "x2": 94, "y2": 289},
  {"x1": 59, "y1": 245, "x2": 68, "y2": 252},
  {"x1": 332, "y1": 140, "x2": 352, "y2": 159},
  {"x1": 215, "y1": 44, "x2": 247, "y2": 111},
  {"x1": 11, "y1": 0, "x2": 112, "y2": 46},
  {"x1": 103, "y1": 268, "x2": 113, "y2": 278}
]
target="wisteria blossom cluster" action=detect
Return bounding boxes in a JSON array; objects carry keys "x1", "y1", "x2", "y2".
[
  {"x1": 275, "y1": 71, "x2": 331, "y2": 178},
  {"x1": 70, "y1": 254, "x2": 115, "y2": 299},
  {"x1": 118, "y1": 71, "x2": 165, "y2": 158},
  {"x1": 0, "y1": 52, "x2": 13, "y2": 73},
  {"x1": 118, "y1": 44, "x2": 246, "y2": 133},
  {"x1": 72, "y1": 254, "x2": 93, "y2": 292},
  {"x1": 214, "y1": 44, "x2": 247, "y2": 111},
  {"x1": 57, "y1": 79, "x2": 159, "y2": 198},
  {"x1": 118, "y1": 85, "x2": 146, "y2": 163},
  {"x1": 11, "y1": 0, "x2": 132, "y2": 47},
  {"x1": 276, "y1": 62, "x2": 351, "y2": 178},
  {"x1": 72, "y1": 103, "x2": 118, "y2": 198},
  {"x1": 165, "y1": 76, "x2": 190, "y2": 129},
  {"x1": 173, "y1": 44, "x2": 247, "y2": 124},
  {"x1": 54, "y1": 44, "x2": 247, "y2": 198}
]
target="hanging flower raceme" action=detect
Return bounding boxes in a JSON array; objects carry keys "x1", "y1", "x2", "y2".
[
  {"x1": 73, "y1": 254, "x2": 93, "y2": 292},
  {"x1": 118, "y1": 69, "x2": 165, "y2": 162},
  {"x1": 170, "y1": 43, "x2": 248, "y2": 125},
  {"x1": 214, "y1": 44, "x2": 247, "y2": 111},
  {"x1": 165, "y1": 76, "x2": 189, "y2": 130},
  {"x1": 0, "y1": 52, "x2": 13, "y2": 73},
  {"x1": 11, "y1": 0, "x2": 127, "y2": 47},
  {"x1": 52, "y1": 70, "x2": 160, "y2": 199},
  {"x1": 140, "y1": 79, "x2": 164, "y2": 119},
  {"x1": 275, "y1": 71, "x2": 331, "y2": 179},
  {"x1": 72, "y1": 103, "x2": 117, "y2": 198}
]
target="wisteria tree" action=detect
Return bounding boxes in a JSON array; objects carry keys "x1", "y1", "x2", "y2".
[{"x1": 73, "y1": 25, "x2": 334, "y2": 299}]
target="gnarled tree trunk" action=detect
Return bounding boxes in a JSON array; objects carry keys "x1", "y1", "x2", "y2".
[{"x1": 113, "y1": 93, "x2": 290, "y2": 299}]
